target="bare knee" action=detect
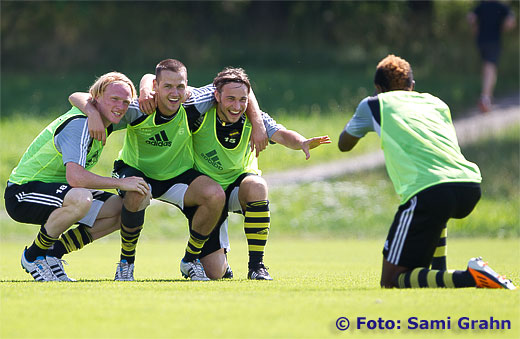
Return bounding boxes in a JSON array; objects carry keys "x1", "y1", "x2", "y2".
[
  {"x1": 200, "y1": 183, "x2": 225, "y2": 210},
  {"x1": 239, "y1": 176, "x2": 268, "y2": 202},
  {"x1": 63, "y1": 188, "x2": 93, "y2": 218},
  {"x1": 124, "y1": 190, "x2": 151, "y2": 212}
]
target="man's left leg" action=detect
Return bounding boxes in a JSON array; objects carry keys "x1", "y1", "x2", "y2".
[
  {"x1": 46, "y1": 192, "x2": 123, "y2": 281},
  {"x1": 199, "y1": 215, "x2": 230, "y2": 280},
  {"x1": 180, "y1": 175, "x2": 225, "y2": 281},
  {"x1": 237, "y1": 175, "x2": 272, "y2": 280}
]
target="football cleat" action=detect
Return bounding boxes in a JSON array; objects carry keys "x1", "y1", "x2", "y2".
[
  {"x1": 248, "y1": 262, "x2": 273, "y2": 280},
  {"x1": 21, "y1": 248, "x2": 58, "y2": 282},
  {"x1": 180, "y1": 259, "x2": 210, "y2": 281},
  {"x1": 114, "y1": 259, "x2": 134, "y2": 281},
  {"x1": 467, "y1": 257, "x2": 516, "y2": 290},
  {"x1": 222, "y1": 264, "x2": 234, "y2": 279},
  {"x1": 46, "y1": 256, "x2": 76, "y2": 281}
]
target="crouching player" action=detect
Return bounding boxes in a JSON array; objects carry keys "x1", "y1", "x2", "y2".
[
  {"x1": 4, "y1": 72, "x2": 150, "y2": 281},
  {"x1": 141, "y1": 67, "x2": 330, "y2": 279},
  {"x1": 338, "y1": 54, "x2": 516, "y2": 289}
]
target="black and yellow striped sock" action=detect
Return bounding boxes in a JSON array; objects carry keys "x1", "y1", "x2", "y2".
[
  {"x1": 120, "y1": 226, "x2": 143, "y2": 264},
  {"x1": 119, "y1": 206, "x2": 145, "y2": 264},
  {"x1": 244, "y1": 200, "x2": 270, "y2": 268},
  {"x1": 47, "y1": 224, "x2": 93, "y2": 259},
  {"x1": 25, "y1": 226, "x2": 59, "y2": 262},
  {"x1": 397, "y1": 268, "x2": 475, "y2": 288},
  {"x1": 431, "y1": 225, "x2": 447, "y2": 270},
  {"x1": 182, "y1": 230, "x2": 209, "y2": 262}
]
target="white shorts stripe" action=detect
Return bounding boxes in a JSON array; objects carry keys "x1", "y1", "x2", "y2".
[
  {"x1": 15, "y1": 197, "x2": 62, "y2": 208},
  {"x1": 390, "y1": 202, "x2": 414, "y2": 262},
  {"x1": 15, "y1": 192, "x2": 64, "y2": 206},
  {"x1": 388, "y1": 196, "x2": 417, "y2": 265}
]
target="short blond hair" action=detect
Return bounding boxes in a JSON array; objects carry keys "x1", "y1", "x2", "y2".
[{"x1": 89, "y1": 72, "x2": 136, "y2": 100}]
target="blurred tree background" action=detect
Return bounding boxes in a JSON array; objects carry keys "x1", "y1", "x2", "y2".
[{"x1": 1, "y1": 0, "x2": 519, "y2": 118}]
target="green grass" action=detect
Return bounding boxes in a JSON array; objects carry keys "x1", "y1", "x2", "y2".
[
  {"x1": 1, "y1": 238, "x2": 519, "y2": 338},
  {"x1": 0, "y1": 107, "x2": 518, "y2": 339},
  {"x1": 1, "y1": 118, "x2": 518, "y2": 239}
]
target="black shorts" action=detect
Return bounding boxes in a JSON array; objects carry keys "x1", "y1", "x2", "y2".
[
  {"x1": 113, "y1": 160, "x2": 203, "y2": 216},
  {"x1": 224, "y1": 172, "x2": 257, "y2": 214},
  {"x1": 383, "y1": 182, "x2": 481, "y2": 268},
  {"x1": 113, "y1": 160, "x2": 227, "y2": 257},
  {"x1": 4, "y1": 181, "x2": 114, "y2": 227},
  {"x1": 200, "y1": 172, "x2": 257, "y2": 257},
  {"x1": 478, "y1": 41, "x2": 501, "y2": 64}
]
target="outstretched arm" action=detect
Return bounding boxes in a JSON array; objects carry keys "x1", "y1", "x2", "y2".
[
  {"x1": 245, "y1": 90, "x2": 268, "y2": 157},
  {"x1": 270, "y1": 129, "x2": 331, "y2": 160},
  {"x1": 338, "y1": 130, "x2": 360, "y2": 152},
  {"x1": 69, "y1": 92, "x2": 106, "y2": 145}
]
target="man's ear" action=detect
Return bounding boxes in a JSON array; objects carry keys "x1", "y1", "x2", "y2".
[
  {"x1": 153, "y1": 79, "x2": 158, "y2": 92},
  {"x1": 214, "y1": 90, "x2": 220, "y2": 103}
]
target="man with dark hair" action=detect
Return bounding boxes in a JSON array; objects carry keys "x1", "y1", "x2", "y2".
[
  {"x1": 5, "y1": 72, "x2": 150, "y2": 281},
  {"x1": 141, "y1": 67, "x2": 330, "y2": 279},
  {"x1": 338, "y1": 54, "x2": 516, "y2": 290},
  {"x1": 70, "y1": 59, "x2": 267, "y2": 281},
  {"x1": 467, "y1": 0, "x2": 516, "y2": 112}
]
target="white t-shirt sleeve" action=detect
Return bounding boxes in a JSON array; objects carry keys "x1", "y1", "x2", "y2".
[
  {"x1": 55, "y1": 117, "x2": 91, "y2": 167},
  {"x1": 185, "y1": 84, "x2": 216, "y2": 114},
  {"x1": 261, "y1": 111, "x2": 285, "y2": 139},
  {"x1": 344, "y1": 97, "x2": 375, "y2": 138}
]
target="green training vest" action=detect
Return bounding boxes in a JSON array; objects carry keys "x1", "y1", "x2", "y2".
[
  {"x1": 193, "y1": 107, "x2": 260, "y2": 190},
  {"x1": 118, "y1": 107, "x2": 194, "y2": 180},
  {"x1": 9, "y1": 107, "x2": 104, "y2": 185},
  {"x1": 378, "y1": 91, "x2": 481, "y2": 204}
]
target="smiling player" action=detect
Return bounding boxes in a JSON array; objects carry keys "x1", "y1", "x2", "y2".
[{"x1": 4, "y1": 72, "x2": 150, "y2": 281}]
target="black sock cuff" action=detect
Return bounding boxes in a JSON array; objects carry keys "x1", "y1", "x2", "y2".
[
  {"x1": 77, "y1": 224, "x2": 94, "y2": 243},
  {"x1": 190, "y1": 229, "x2": 209, "y2": 241},
  {"x1": 246, "y1": 200, "x2": 269, "y2": 211},
  {"x1": 121, "y1": 205, "x2": 145, "y2": 228}
]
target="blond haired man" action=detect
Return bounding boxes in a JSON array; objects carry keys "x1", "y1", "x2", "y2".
[{"x1": 4, "y1": 72, "x2": 150, "y2": 281}]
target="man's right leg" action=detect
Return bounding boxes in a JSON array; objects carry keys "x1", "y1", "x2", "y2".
[
  {"x1": 481, "y1": 62, "x2": 497, "y2": 105},
  {"x1": 112, "y1": 161, "x2": 151, "y2": 281},
  {"x1": 199, "y1": 217, "x2": 230, "y2": 280},
  {"x1": 382, "y1": 183, "x2": 514, "y2": 289},
  {"x1": 381, "y1": 196, "x2": 476, "y2": 288},
  {"x1": 181, "y1": 175, "x2": 225, "y2": 280},
  {"x1": 155, "y1": 170, "x2": 225, "y2": 280},
  {"x1": 5, "y1": 182, "x2": 92, "y2": 281},
  {"x1": 112, "y1": 189, "x2": 150, "y2": 281}
]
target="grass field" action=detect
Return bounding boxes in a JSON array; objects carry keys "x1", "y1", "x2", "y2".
[
  {"x1": 1, "y1": 238, "x2": 519, "y2": 338},
  {"x1": 0, "y1": 106, "x2": 518, "y2": 338}
]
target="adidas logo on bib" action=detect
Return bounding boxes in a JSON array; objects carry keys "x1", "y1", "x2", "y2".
[
  {"x1": 146, "y1": 130, "x2": 172, "y2": 147},
  {"x1": 201, "y1": 150, "x2": 223, "y2": 170}
]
